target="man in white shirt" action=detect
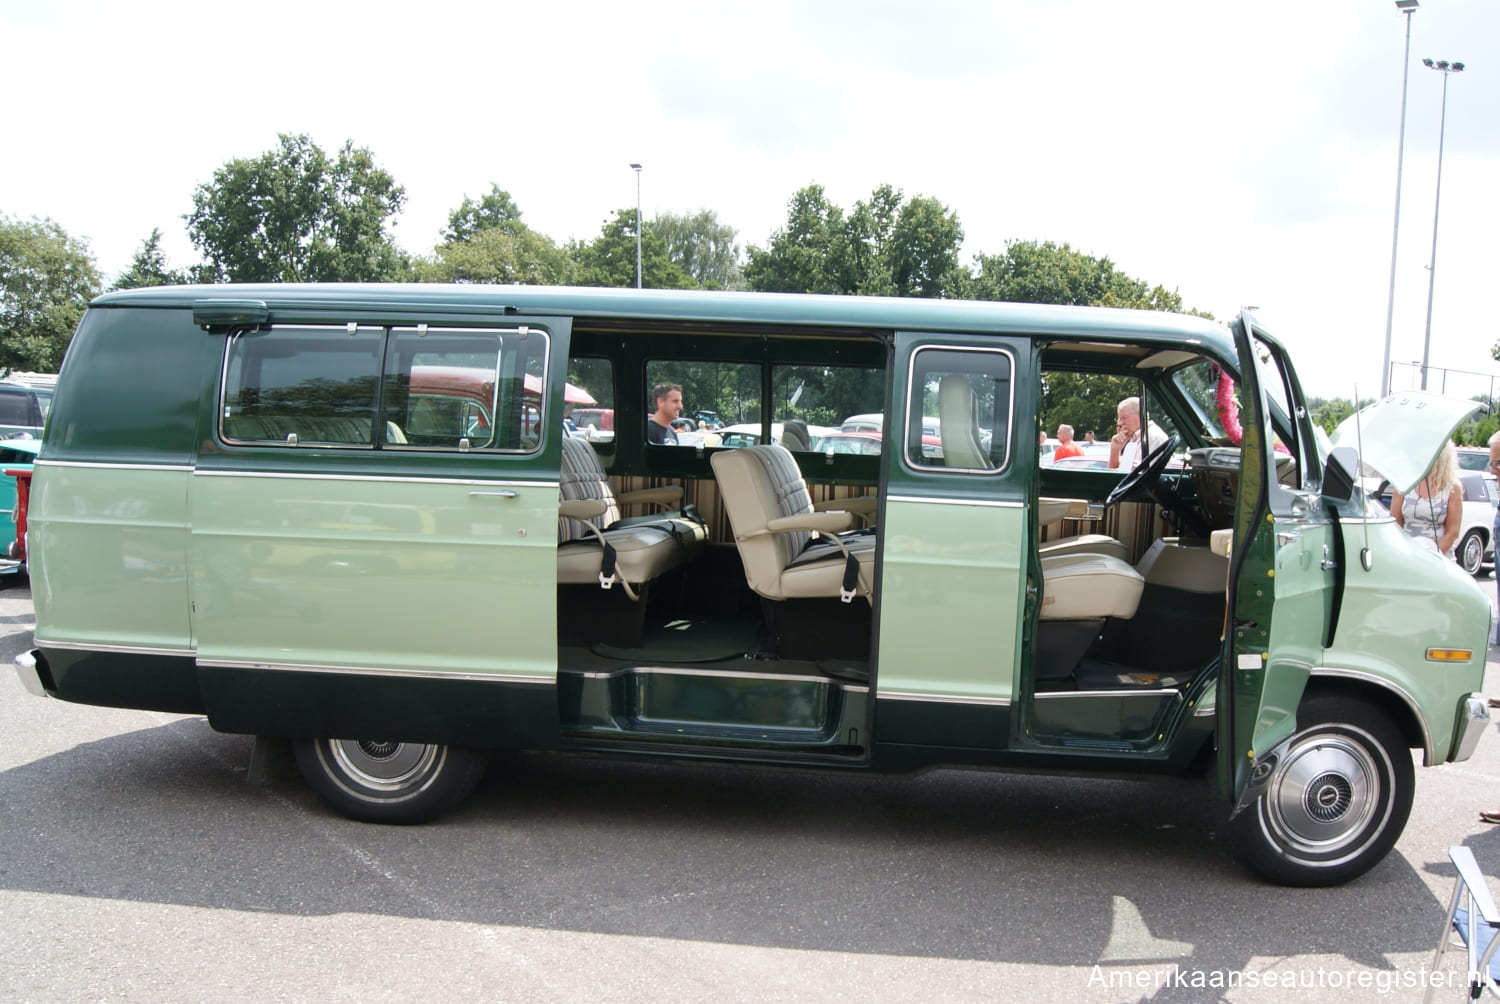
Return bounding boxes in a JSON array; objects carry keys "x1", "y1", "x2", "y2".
[{"x1": 1109, "y1": 396, "x2": 1144, "y2": 470}]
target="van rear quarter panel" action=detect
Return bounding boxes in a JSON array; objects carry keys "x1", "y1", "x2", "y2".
[{"x1": 32, "y1": 306, "x2": 202, "y2": 671}]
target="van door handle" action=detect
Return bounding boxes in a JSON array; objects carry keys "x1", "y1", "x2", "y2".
[{"x1": 468, "y1": 490, "x2": 519, "y2": 499}]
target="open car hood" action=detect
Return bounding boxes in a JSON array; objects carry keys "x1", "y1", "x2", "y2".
[{"x1": 1329, "y1": 391, "x2": 1483, "y2": 496}]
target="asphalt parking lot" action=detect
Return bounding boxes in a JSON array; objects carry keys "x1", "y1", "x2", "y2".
[{"x1": 4, "y1": 575, "x2": 1500, "y2": 1002}]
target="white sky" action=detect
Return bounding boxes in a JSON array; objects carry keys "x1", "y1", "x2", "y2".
[{"x1": 5, "y1": 0, "x2": 1497, "y2": 399}]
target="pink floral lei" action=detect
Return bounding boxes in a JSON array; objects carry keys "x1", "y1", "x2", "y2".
[{"x1": 1214, "y1": 365, "x2": 1243, "y2": 445}]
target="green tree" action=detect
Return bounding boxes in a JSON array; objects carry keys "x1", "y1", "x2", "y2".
[
  {"x1": 443, "y1": 184, "x2": 525, "y2": 243},
  {"x1": 745, "y1": 183, "x2": 963, "y2": 298},
  {"x1": 0, "y1": 214, "x2": 102, "y2": 370},
  {"x1": 111, "y1": 229, "x2": 188, "y2": 290},
  {"x1": 571, "y1": 209, "x2": 694, "y2": 289},
  {"x1": 415, "y1": 226, "x2": 576, "y2": 285},
  {"x1": 744, "y1": 185, "x2": 851, "y2": 294},
  {"x1": 185, "y1": 133, "x2": 409, "y2": 283},
  {"x1": 652, "y1": 209, "x2": 744, "y2": 290}
]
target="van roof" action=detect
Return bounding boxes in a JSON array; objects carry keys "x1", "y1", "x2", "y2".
[{"x1": 92, "y1": 283, "x2": 1236, "y2": 354}]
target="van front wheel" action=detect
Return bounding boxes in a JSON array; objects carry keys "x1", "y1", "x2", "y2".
[
  {"x1": 1228, "y1": 697, "x2": 1413, "y2": 887},
  {"x1": 293, "y1": 738, "x2": 486, "y2": 824}
]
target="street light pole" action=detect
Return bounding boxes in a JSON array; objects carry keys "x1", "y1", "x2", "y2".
[
  {"x1": 1380, "y1": 0, "x2": 1419, "y2": 398},
  {"x1": 1419, "y1": 58, "x2": 1465, "y2": 391},
  {"x1": 629, "y1": 163, "x2": 643, "y2": 289}
]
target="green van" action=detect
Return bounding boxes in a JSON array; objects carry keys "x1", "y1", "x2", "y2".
[{"x1": 13, "y1": 283, "x2": 1492, "y2": 886}]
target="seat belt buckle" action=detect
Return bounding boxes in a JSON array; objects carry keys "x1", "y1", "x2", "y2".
[
  {"x1": 598, "y1": 571, "x2": 616, "y2": 590},
  {"x1": 839, "y1": 552, "x2": 859, "y2": 603}
]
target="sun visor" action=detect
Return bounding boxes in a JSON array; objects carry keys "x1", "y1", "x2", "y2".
[{"x1": 1329, "y1": 391, "x2": 1483, "y2": 495}]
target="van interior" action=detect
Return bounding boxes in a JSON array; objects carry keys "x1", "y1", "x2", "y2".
[{"x1": 550, "y1": 323, "x2": 1288, "y2": 757}]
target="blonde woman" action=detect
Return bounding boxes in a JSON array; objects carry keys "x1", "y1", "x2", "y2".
[{"x1": 1390, "y1": 440, "x2": 1463, "y2": 558}]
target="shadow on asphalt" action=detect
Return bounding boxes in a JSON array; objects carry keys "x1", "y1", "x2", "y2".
[{"x1": 0, "y1": 713, "x2": 1477, "y2": 986}]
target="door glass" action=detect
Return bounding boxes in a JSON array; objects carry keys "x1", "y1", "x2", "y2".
[
  {"x1": 907, "y1": 347, "x2": 1012, "y2": 472},
  {"x1": 645, "y1": 360, "x2": 759, "y2": 447}
]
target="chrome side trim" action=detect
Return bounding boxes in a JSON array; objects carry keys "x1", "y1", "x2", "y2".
[
  {"x1": 34, "y1": 638, "x2": 193, "y2": 658},
  {"x1": 34, "y1": 460, "x2": 193, "y2": 473},
  {"x1": 1034, "y1": 688, "x2": 1181, "y2": 701},
  {"x1": 885, "y1": 496, "x2": 1024, "y2": 510},
  {"x1": 1310, "y1": 666, "x2": 1435, "y2": 763},
  {"x1": 192, "y1": 469, "x2": 558, "y2": 489},
  {"x1": 572, "y1": 665, "x2": 868, "y2": 691},
  {"x1": 196, "y1": 658, "x2": 547, "y2": 686},
  {"x1": 876, "y1": 690, "x2": 1010, "y2": 707},
  {"x1": 11, "y1": 651, "x2": 47, "y2": 699}
]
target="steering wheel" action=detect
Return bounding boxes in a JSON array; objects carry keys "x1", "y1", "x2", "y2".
[{"x1": 1104, "y1": 434, "x2": 1178, "y2": 509}]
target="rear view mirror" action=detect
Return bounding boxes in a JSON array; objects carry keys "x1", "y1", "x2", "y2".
[{"x1": 1323, "y1": 446, "x2": 1359, "y2": 503}]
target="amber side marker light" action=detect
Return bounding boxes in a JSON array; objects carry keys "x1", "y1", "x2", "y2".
[{"x1": 1426, "y1": 648, "x2": 1474, "y2": 662}]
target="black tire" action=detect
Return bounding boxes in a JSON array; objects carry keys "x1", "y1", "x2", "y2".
[
  {"x1": 293, "y1": 738, "x2": 486, "y2": 824},
  {"x1": 1458, "y1": 529, "x2": 1486, "y2": 576},
  {"x1": 1228, "y1": 696, "x2": 1413, "y2": 887}
]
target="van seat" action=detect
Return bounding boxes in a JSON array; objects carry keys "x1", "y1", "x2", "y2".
[
  {"x1": 557, "y1": 438, "x2": 704, "y2": 598},
  {"x1": 1039, "y1": 552, "x2": 1144, "y2": 621}
]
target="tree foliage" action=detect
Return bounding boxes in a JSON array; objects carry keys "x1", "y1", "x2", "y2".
[
  {"x1": 443, "y1": 184, "x2": 525, "y2": 244},
  {"x1": 953, "y1": 239, "x2": 1193, "y2": 313},
  {"x1": 185, "y1": 133, "x2": 409, "y2": 283},
  {"x1": 744, "y1": 184, "x2": 963, "y2": 298},
  {"x1": 652, "y1": 209, "x2": 744, "y2": 290},
  {"x1": 416, "y1": 226, "x2": 576, "y2": 285},
  {"x1": 570, "y1": 208, "x2": 694, "y2": 289},
  {"x1": 111, "y1": 229, "x2": 188, "y2": 290},
  {"x1": 0, "y1": 214, "x2": 102, "y2": 371}
]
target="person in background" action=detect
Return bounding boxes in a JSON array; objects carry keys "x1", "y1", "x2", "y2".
[
  {"x1": 1108, "y1": 396, "x2": 1144, "y2": 469},
  {"x1": 646, "y1": 383, "x2": 682, "y2": 445},
  {"x1": 1084, "y1": 430, "x2": 1096, "y2": 446},
  {"x1": 1039, "y1": 429, "x2": 1047, "y2": 448},
  {"x1": 1053, "y1": 424, "x2": 1084, "y2": 460},
  {"x1": 1390, "y1": 440, "x2": 1462, "y2": 559}
]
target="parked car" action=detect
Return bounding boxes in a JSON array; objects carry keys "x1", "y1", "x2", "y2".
[
  {"x1": 0, "y1": 437, "x2": 39, "y2": 576},
  {"x1": 1457, "y1": 446, "x2": 1497, "y2": 495},
  {"x1": 0, "y1": 381, "x2": 52, "y2": 438}
]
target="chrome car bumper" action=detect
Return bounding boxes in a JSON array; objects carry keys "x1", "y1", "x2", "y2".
[
  {"x1": 11, "y1": 650, "x2": 48, "y2": 699},
  {"x1": 1452, "y1": 693, "x2": 1490, "y2": 762}
]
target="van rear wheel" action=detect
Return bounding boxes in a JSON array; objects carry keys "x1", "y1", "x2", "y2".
[
  {"x1": 293, "y1": 738, "x2": 486, "y2": 824},
  {"x1": 1228, "y1": 697, "x2": 1413, "y2": 887}
]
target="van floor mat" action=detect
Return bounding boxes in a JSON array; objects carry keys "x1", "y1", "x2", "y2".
[
  {"x1": 1073, "y1": 659, "x2": 1190, "y2": 690},
  {"x1": 591, "y1": 615, "x2": 763, "y2": 663}
]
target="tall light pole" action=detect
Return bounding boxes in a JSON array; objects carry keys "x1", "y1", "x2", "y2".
[
  {"x1": 1380, "y1": 0, "x2": 1419, "y2": 398},
  {"x1": 629, "y1": 163, "x2": 643, "y2": 289},
  {"x1": 1419, "y1": 58, "x2": 1465, "y2": 391}
]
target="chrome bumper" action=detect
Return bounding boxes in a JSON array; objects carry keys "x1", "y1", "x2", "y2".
[
  {"x1": 11, "y1": 650, "x2": 48, "y2": 699},
  {"x1": 1452, "y1": 693, "x2": 1489, "y2": 762}
]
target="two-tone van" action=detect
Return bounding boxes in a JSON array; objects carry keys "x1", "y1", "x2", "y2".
[{"x1": 13, "y1": 283, "x2": 1492, "y2": 886}]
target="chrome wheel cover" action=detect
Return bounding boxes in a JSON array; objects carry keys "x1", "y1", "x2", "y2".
[
  {"x1": 326, "y1": 739, "x2": 442, "y2": 796},
  {"x1": 1461, "y1": 533, "x2": 1484, "y2": 574},
  {"x1": 1260, "y1": 728, "x2": 1390, "y2": 865}
]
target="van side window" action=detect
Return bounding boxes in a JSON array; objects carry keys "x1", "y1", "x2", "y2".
[
  {"x1": 645, "y1": 360, "x2": 759, "y2": 446},
  {"x1": 222, "y1": 325, "x2": 384, "y2": 446},
  {"x1": 565, "y1": 357, "x2": 614, "y2": 446},
  {"x1": 908, "y1": 347, "x2": 1012, "y2": 472},
  {"x1": 384, "y1": 326, "x2": 548, "y2": 452},
  {"x1": 221, "y1": 324, "x2": 549, "y2": 453},
  {"x1": 773, "y1": 363, "x2": 884, "y2": 452}
]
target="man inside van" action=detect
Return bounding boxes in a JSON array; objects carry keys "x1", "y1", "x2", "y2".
[{"x1": 647, "y1": 383, "x2": 683, "y2": 445}]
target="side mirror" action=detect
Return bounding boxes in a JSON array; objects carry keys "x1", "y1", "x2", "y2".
[{"x1": 1322, "y1": 446, "x2": 1359, "y2": 503}]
